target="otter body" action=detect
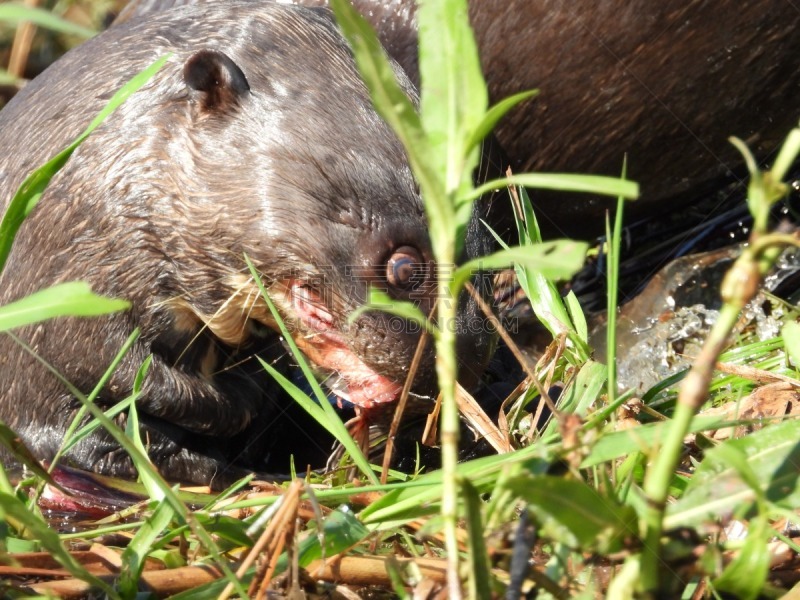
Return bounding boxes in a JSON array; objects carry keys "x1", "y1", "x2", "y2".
[
  {"x1": 0, "y1": 3, "x2": 494, "y2": 484},
  {"x1": 119, "y1": 0, "x2": 800, "y2": 235}
]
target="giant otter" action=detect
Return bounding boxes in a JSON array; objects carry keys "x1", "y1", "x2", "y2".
[
  {"x1": 0, "y1": 2, "x2": 497, "y2": 485},
  {"x1": 118, "y1": 0, "x2": 800, "y2": 236}
]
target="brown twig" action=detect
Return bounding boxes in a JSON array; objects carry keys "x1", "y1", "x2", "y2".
[
  {"x1": 220, "y1": 479, "x2": 304, "y2": 600},
  {"x1": 381, "y1": 324, "x2": 432, "y2": 483},
  {"x1": 7, "y1": 0, "x2": 40, "y2": 78}
]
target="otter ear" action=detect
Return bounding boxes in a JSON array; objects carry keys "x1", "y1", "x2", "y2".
[{"x1": 183, "y1": 49, "x2": 250, "y2": 112}]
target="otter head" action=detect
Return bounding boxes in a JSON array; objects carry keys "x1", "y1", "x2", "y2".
[{"x1": 146, "y1": 9, "x2": 496, "y2": 414}]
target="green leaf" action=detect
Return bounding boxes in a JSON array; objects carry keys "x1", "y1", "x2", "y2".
[
  {"x1": 348, "y1": 288, "x2": 434, "y2": 337},
  {"x1": 118, "y1": 497, "x2": 178, "y2": 597},
  {"x1": 257, "y1": 357, "x2": 349, "y2": 450},
  {"x1": 495, "y1": 184, "x2": 590, "y2": 360},
  {"x1": 149, "y1": 548, "x2": 186, "y2": 569},
  {"x1": 246, "y1": 255, "x2": 378, "y2": 485},
  {"x1": 360, "y1": 449, "x2": 552, "y2": 524},
  {"x1": 58, "y1": 404, "x2": 247, "y2": 597},
  {"x1": 0, "y1": 282, "x2": 129, "y2": 332},
  {"x1": 168, "y1": 508, "x2": 371, "y2": 600},
  {"x1": 455, "y1": 240, "x2": 589, "y2": 294},
  {"x1": 0, "y1": 3, "x2": 96, "y2": 38},
  {"x1": 712, "y1": 514, "x2": 771, "y2": 600},
  {"x1": 330, "y1": 0, "x2": 445, "y2": 232},
  {"x1": 665, "y1": 419, "x2": 800, "y2": 530},
  {"x1": 418, "y1": 0, "x2": 486, "y2": 195},
  {"x1": 4, "y1": 535, "x2": 40, "y2": 553},
  {"x1": 519, "y1": 261, "x2": 582, "y2": 349},
  {"x1": 0, "y1": 54, "x2": 170, "y2": 273},
  {"x1": 581, "y1": 416, "x2": 732, "y2": 469},
  {"x1": 455, "y1": 238, "x2": 591, "y2": 359},
  {"x1": 0, "y1": 421, "x2": 58, "y2": 486},
  {"x1": 471, "y1": 172, "x2": 639, "y2": 202},
  {"x1": 56, "y1": 329, "x2": 140, "y2": 461},
  {"x1": 280, "y1": 506, "x2": 370, "y2": 571},
  {"x1": 194, "y1": 513, "x2": 254, "y2": 549},
  {"x1": 782, "y1": 321, "x2": 800, "y2": 367},
  {"x1": 768, "y1": 124, "x2": 800, "y2": 184},
  {"x1": 505, "y1": 474, "x2": 638, "y2": 553},
  {"x1": 606, "y1": 557, "x2": 640, "y2": 600},
  {"x1": 126, "y1": 357, "x2": 164, "y2": 500},
  {"x1": 463, "y1": 478, "x2": 493, "y2": 600},
  {"x1": 565, "y1": 290, "x2": 589, "y2": 343},
  {"x1": 467, "y1": 90, "x2": 539, "y2": 150},
  {"x1": 605, "y1": 164, "x2": 627, "y2": 404},
  {"x1": 541, "y1": 360, "x2": 607, "y2": 440}
]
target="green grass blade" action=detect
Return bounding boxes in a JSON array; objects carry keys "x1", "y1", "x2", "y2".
[
  {"x1": 467, "y1": 90, "x2": 539, "y2": 149},
  {"x1": 359, "y1": 447, "x2": 553, "y2": 524},
  {"x1": 0, "y1": 281, "x2": 128, "y2": 332},
  {"x1": 418, "y1": 0, "x2": 486, "y2": 198},
  {"x1": 665, "y1": 419, "x2": 800, "y2": 530},
  {"x1": 541, "y1": 360, "x2": 607, "y2": 440},
  {"x1": 606, "y1": 163, "x2": 627, "y2": 404},
  {"x1": 294, "y1": 506, "x2": 371, "y2": 568},
  {"x1": 0, "y1": 3, "x2": 96, "y2": 38},
  {"x1": 564, "y1": 290, "x2": 588, "y2": 343},
  {"x1": 125, "y1": 357, "x2": 166, "y2": 500},
  {"x1": 258, "y1": 354, "x2": 377, "y2": 468},
  {"x1": 505, "y1": 474, "x2": 638, "y2": 554},
  {"x1": 457, "y1": 240, "x2": 591, "y2": 359},
  {"x1": 769, "y1": 124, "x2": 800, "y2": 183},
  {"x1": 330, "y1": 0, "x2": 454, "y2": 256},
  {"x1": 0, "y1": 54, "x2": 170, "y2": 273},
  {"x1": 580, "y1": 416, "x2": 733, "y2": 469},
  {"x1": 118, "y1": 497, "x2": 178, "y2": 597},
  {"x1": 502, "y1": 184, "x2": 591, "y2": 359},
  {"x1": 782, "y1": 321, "x2": 800, "y2": 366},
  {"x1": 0, "y1": 69, "x2": 19, "y2": 86},
  {"x1": 12, "y1": 335, "x2": 249, "y2": 596},
  {"x1": 470, "y1": 172, "x2": 639, "y2": 201},
  {"x1": 712, "y1": 514, "x2": 770, "y2": 600},
  {"x1": 0, "y1": 421, "x2": 58, "y2": 486},
  {"x1": 456, "y1": 240, "x2": 589, "y2": 285},
  {"x1": 462, "y1": 478, "x2": 493, "y2": 599},
  {"x1": 70, "y1": 401, "x2": 250, "y2": 596},
  {"x1": 54, "y1": 329, "x2": 140, "y2": 462}
]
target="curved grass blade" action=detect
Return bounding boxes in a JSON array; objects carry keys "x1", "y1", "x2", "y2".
[
  {"x1": 454, "y1": 240, "x2": 589, "y2": 291},
  {"x1": 0, "y1": 281, "x2": 129, "y2": 332},
  {"x1": 0, "y1": 54, "x2": 170, "y2": 273},
  {"x1": 470, "y1": 172, "x2": 639, "y2": 202},
  {"x1": 0, "y1": 421, "x2": 58, "y2": 486},
  {"x1": 0, "y1": 3, "x2": 96, "y2": 38},
  {"x1": 245, "y1": 255, "x2": 378, "y2": 484}
]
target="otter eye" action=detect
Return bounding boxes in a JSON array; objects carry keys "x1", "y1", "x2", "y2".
[{"x1": 387, "y1": 246, "x2": 424, "y2": 290}]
